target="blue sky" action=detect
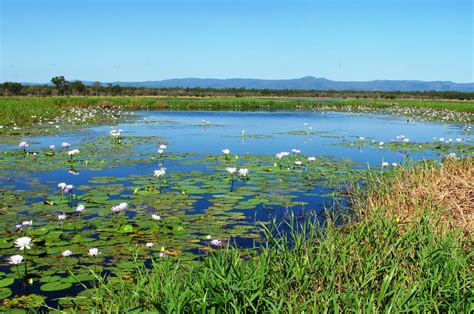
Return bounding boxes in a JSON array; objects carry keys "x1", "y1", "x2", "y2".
[{"x1": 1, "y1": 0, "x2": 472, "y2": 83}]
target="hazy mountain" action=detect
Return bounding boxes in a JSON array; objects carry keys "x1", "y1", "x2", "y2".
[{"x1": 27, "y1": 76, "x2": 474, "y2": 92}]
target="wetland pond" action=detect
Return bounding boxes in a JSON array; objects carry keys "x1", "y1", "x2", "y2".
[{"x1": 0, "y1": 110, "x2": 472, "y2": 308}]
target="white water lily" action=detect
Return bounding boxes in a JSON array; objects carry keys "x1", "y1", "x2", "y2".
[
  {"x1": 111, "y1": 202, "x2": 128, "y2": 213},
  {"x1": 294, "y1": 161, "x2": 302, "y2": 167},
  {"x1": 76, "y1": 204, "x2": 85, "y2": 213},
  {"x1": 15, "y1": 237, "x2": 32, "y2": 250},
  {"x1": 153, "y1": 168, "x2": 166, "y2": 178},
  {"x1": 8, "y1": 255, "x2": 24, "y2": 265},
  {"x1": 58, "y1": 213, "x2": 67, "y2": 221},
  {"x1": 19, "y1": 141, "x2": 29, "y2": 149},
  {"x1": 88, "y1": 248, "x2": 100, "y2": 257},
  {"x1": 307, "y1": 157, "x2": 316, "y2": 162},
  {"x1": 58, "y1": 182, "x2": 67, "y2": 190},
  {"x1": 238, "y1": 168, "x2": 249, "y2": 177},
  {"x1": 276, "y1": 152, "x2": 290, "y2": 160},
  {"x1": 391, "y1": 163, "x2": 398, "y2": 167},
  {"x1": 49, "y1": 145, "x2": 55, "y2": 150},
  {"x1": 159, "y1": 144, "x2": 167, "y2": 149},
  {"x1": 382, "y1": 162, "x2": 389, "y2": 167},
  {"x1": 146, "y1": 242, "x2": 154, "y2": 248},
  {"x1": 222, "y1": 149, "x2": 230, "y2": 155},
  {"x1": 226, "y1": 167, "x2": 237, "y2": 174},
  {"x1": 291, "y1": 149, "x2": 301, "y2": 154},
  {"x1": 68, "y1": 149, "x2": 80, "y2": 156},
  {"x1": 152, "y1": 214, "x2": 162, "y2": 221},
  {"x1": 157, "y1": 149, "x2": 164, "y2": 154},
  {"x1": 62, "y1": 250, "x2": 72, "y2": 257},
  {"x1": 22, "y1": 220, "x2": 33, "y2": 227},
  {"x1": 61, "y1": 142, "x2": 71, "y2": 148}
]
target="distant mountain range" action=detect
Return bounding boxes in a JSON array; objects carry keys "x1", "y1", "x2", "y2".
[{"x1": 28, "y1": 76, "x2": 474, "y2": 92}]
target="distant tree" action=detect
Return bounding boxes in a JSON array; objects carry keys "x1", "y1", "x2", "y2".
[
  {"x1": 110, "y1": 84, "x2": 122, "y2": 96},
  {"x1": 50, "y1": 76, "x2": 70, "y2": 95},
  {"x1": 70, "y1": 80, "x2": 87, "y2": 95},
  {"x1": 2, "y1": 82, "x2": 23, "y2": 95},
  {"x1": 91, "y1": 81, "x2": 102, "y2": 96}
]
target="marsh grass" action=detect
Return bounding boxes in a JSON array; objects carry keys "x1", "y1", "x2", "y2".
[
  {"x1": 1, "y1": 96, "x2": 473, "y2": 128},
  {"x1": 358, "y1": 158, "x2": 473, "y2": 236},
  {"x1": 61, "y1": 159, "x2": 473, "y2": 313}
]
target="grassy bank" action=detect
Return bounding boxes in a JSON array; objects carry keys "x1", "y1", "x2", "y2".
[
  {"x1": 1, "y1": 96, "x2": 473, "y2": 129},
  {"x1": 59, "y1": 159, "x2": 473, "y2": 312}
]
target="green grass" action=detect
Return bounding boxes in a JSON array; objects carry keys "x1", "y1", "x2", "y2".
[
  {"x1": 60, "y1": 161, "x2": 473, "y2": 313},
  {"x1": 64, "y1": 210, "x2": 472, "y2": 312},
  {"x1": 1, "y1": 96, "x2": 473, "y2": 128}
]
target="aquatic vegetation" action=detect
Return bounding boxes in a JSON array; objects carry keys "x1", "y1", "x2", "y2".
[{"x1": 0, "y1": 107, "x2": 472, "y2": 310}]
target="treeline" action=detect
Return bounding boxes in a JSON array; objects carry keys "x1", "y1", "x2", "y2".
[{"x1": 1, "y1": 76, "x2": 474, "y2": 100}]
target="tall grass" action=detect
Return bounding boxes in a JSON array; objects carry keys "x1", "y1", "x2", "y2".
[{"x1": 63, "y1": 159, "x2": 473, "y2": 313}]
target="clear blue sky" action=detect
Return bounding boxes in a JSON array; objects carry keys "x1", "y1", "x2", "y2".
[{"x1": 1, "y1": 0, "x2": 472, "y2": 83}]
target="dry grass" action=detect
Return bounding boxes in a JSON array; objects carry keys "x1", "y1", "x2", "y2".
[{"x1": 360, "y1": 158, "x2": 473, "y2": 236}]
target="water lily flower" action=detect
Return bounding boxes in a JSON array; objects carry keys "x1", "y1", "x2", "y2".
[
  {"x1": 210, "y1": 239, "x2": 223, "y2": 246},
  {"x1": 19, "y1": 141, "x2": 29, "y2": 149},
  {"x1": 58, "y1": 213, "x2": 67, "y2": 221},
  {"x1": 62, "y1": 250, "x2": 72, "y2": 257},
  {"x1": 63, "y1": 184, "x2": 74, "y2": 193},
  {"x1": 111, "y1": 202, "x2": 128, "y2": 213},
  {"x1": 403, "y1": 138, "x2": 410, "y2": 143},
  {"x1": 15, "y1": 237, "x2": 32, "y2": 250},
  {"x1": 291, "y1": 149, "x2": 301, "y2": 154},
  {"x1": 307, "y1": 157, "x2": 316, "y2": 162},
  {"x1": 359, "y1": 136, "x2": 365, "y2": 141},
  {"x1": 159, "y1": 252, "x2": 168, "y2": 258},
  {"x1": 152, "y1": 214, "x2": 162, "y2": 221},
  {"x1": 439, "y1": 137, "x2": 445, "y2": 142},
  {"x1": 294, "y1": 161, "x2": 302, "y2": 167},
  {"x1": 226, "y1": 167, "x2": 237, "y2": 174},
  {"x1": 22, "y1": 220, "x2": 33, "y2": 227},
  {"x1": 159, "y1": 144, "x2": 167, "y2": 149},
  {"x1": 222, "y1": 149, "x2": 230, "y2": 155},
  {"x1": 153, "y1": 168, "x2": 166, "y2": 178},
  {"x1": 76, "y1": 204, "x2": 85, "y2": 213},
  {"x1": 61, "y1": 142, "x2": 71, "y2": 148},
  {"x1": 157, "y1": 149, "x2": 164, "y2": 154},
  {"x1": 58, "y1": 182, "x2": 67, "y2": 190},
  {"x1": 391, "y1": 163, "x2": 398, "y2": 167},
  {"x1": 88, "y1": 248, "x2": 100, "y2": 257},
  {"x1": 69, "y1": 169, "x2": 80, "y2": 175},
  {"x1": 146, "y1": 242, "x2": 154, "y2": 248},
  {"x1": 206, "y1": 235, "x2": 212, "y2": 240},
  {"x1": 276, "y1": 152, "x2": 290, "y2": 160},
  {"x1": 68, "y1": 149, "x2": 80, "y2": 156},
  {"x1": 49, "y1": 145, "x2": 55, "y2": 151},
  {"x1": 382, "y1": 162, "x2": 389, "y2": 167},
  {"x1": 379, "y1": 141, "x2": 384, "y2": 146},
  {"x1": 8, "y1": 255, "x2": 24, "y2": 265},
  {"x1": 238, "y1": 168, "x2": 249, "y2": 177},
  {"x1": 455, "y1": 138, "x2": 462, "y2": 143}
]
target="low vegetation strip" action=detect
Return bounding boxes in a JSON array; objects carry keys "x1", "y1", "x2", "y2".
[
  {"x1": 0, "y1": 97, "x2": 473, "y2": 130},
  {"x1": 61, "y1": 158, "x2": 473, "y2": 312}
]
